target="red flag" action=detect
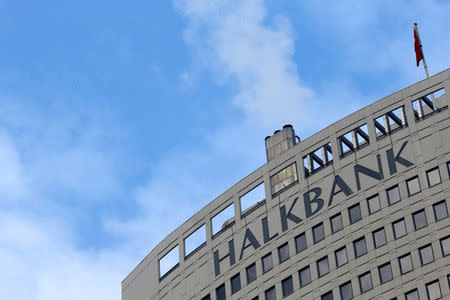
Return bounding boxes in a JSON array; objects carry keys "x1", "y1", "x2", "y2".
[{"x1": 414, "y1": 26, "x2": 424, "y2": 67}]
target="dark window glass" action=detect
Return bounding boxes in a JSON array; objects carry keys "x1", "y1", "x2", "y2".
[
  {"x1": 281, "y1": 276, "x2": 293, "y2": 297},
  {"x1": 405, "y1": 289, "x2": 419, "y2": 300},
  {"x1": 399, "y1": 253, "x2": 414, "y2": 274},
  {"x1": 426, "y1": 280, "x2": 442, "y2": 300},
  {"x1": 367, "y1": 194, "x2": 381, "y2": 214},
  {"x1": 201, "y1": 295, "x2": 211, "y2": 300},
  {"x1": 299, "y1": 266, "x2": 311, "y2": 287},
  {"x1": 358, "y1": 272, "x2": 373, "y2": 293},
  {"x1": 448, "y1": 274, "x2": 450, "y2": 288},
  {"x1": 295, "y1": 232, "x2": 307, "y2": 253},
  {"x1": 330, "y1": 213, "x2": 343, "y2": 233},
  {"x1": 413, "y1": 209, "x2": 428, "y2": 230},
  {"x1": 216, "y1": 283, "x2": 226, "y2": 300},
  {"x1": 373, "y1": 227, "x2": 387, "y2": 248},
  {"x1": 440, "y1": 236, "x2": 450, "y2": 257},
  {"x1": 340, "y1": 281, "x2": 353, "y2": 300},
  {"x1": 426, "y1": 167, "x2": 442, "y2": 187},
  {"x1": 251, "y1": 297, "x2": 259, "y2": 300},
  {"x1": 348, "y1": 203, "x2": 362, "y2": 224},
  {"x1": 231, "y1": 273, "x2": 241, "y2": 294},
  {"x1": 433, "y1": 200, "x2": 448, "y2": 221},
  {"x1": 262, "y1": 253, "x2": 273, "y2": 273},
  {"x1": 313, "y1": 222, "x2": 325, "y2": 243},
  {"x1": 419, "y1": 244, "x2": 434, "y2": 265},
  {"x1": 278, "y1": 242, "x2": 290, "y2": 263},
  {"x1": 378, "y1": 262, "x2": 393, "y2": 284},
  {"x1": 321, "y1": 291, "x2": 333, "y2": 300},
  {"x1": 387, "y1": 185, "x2": 401, "y2": 205},
  {"x1": 406, "y1": 176, "x2": 421, "y2": 196},
  {"x1": 317, "y1": 256, "x2": 330, "y2": 277},
  {"x1": 265, "y1": 286, "x2": 276, "y2": 300},
  {"x1": 335, "y1": 246, "x2": 348, "y2": 267},
  {"x1": 392, "y1": 218, "x2": 407, "y2": 239},
  {"x1": 353, "y1": 237, "x2": 367, "y2": 258},
  {"x1": 246, "y1": 263, "x2": 257, "y2": 284}
]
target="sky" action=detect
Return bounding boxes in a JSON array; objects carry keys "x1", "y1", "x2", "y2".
[{"x1": 0, "y1": 0, "x2": 449, "y2": 299}]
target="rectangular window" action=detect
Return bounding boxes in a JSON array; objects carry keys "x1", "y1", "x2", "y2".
[
  {"x1": 295, "y1": 232, "x2": 307, "y2": 253},
  {"x1": 406, "y1": 176, "x2": 421, "y2": 196},
  {"x1": 299, "y1": 266, "x2": 311, "y2": 287},
  {"x1": 159, "y1": 245, "x2": 179, "y2": 279},
  {"x1": 348, "y1": 203, "x2": 362, "y2": 224},
  {"x1": 426, "y1": 280, "x2": 442, "y2": 300},
  {"x1": 339, "y1": 281, "x2": 353, "y2": 300},
  {"x1": 399, "y1": 253, "x2": 414, "y2": 274},
  {"x1": 246, "y1": 263, "x2": 257, "y2": 284},
  {"x1": 317, "y1": 256, "x2": 330, "y2": 277},
  {"x1": 184, "y1": 224, "x2": 206, "y2": 259},
  {"x1": 211, "y1": 203, "x2": 235, "y2": 237},
  {"x1": 262, "y1": 253, "x2": 273, "y2": 273},
  {"x1": 330, "y1": 213, "x2": 343, "y2": 233},
  {"x1": 321, "y1": 291, "x2": 334, "y2": 300},
  {"x1": 201, "y1": 295, "x2": 210, "y2": 300},
  {"x1": 440, "y1": 235, "x2": 450, "y2": 257},
  {"x1": 367, "y1": 194, "x2": 381, "y2": 214},
  {"x1": 281, "y1": 276, "x2": 294, "y2": 297},
  {"x1": 251, "y1": 297, "x2": 259, "y2": 300},
  {"x1": 353, "y1": 237, "x2": 367, "y2": 258},
  {"x1": 387, "y1": 185, "x2": 401, "y2": 205},
  {"x1": 405, "y1": 289, "x2": 419, "y2": 300},
  {"x1": 426, "y1": 167, "x2": 442, "y2": 187},
  {"x1": 231, "y1": 273, "x2": 241, "y2": 294},
  {"x1": 419, "y1": 244, "x2": 435, "y2": 265},
  {"x1": 413, "y1": 209, "x2": 428, "y2": 230},
  {"x1": 335, "y1": 246, "x2": 348, "y2": 267},
  {"x1": 392, "y1": 218, "x2": 407, "y2": 239},
  {"x1": 313, "y1": 222, "x2": 325, "y2": 243},
  {"x1": 358, "y1": 272, "x2": 373, "y2": 293},
  {"x1": 433, "y1": 200, "x2": 448, "y2": 221},
  {"x1": 240, "y1": 182, "x2": 265, "y2": 216},
  {"x1": 216, "y1": 283, "x2": 226, "y2": 300},
  {"x1": 378, "y1": 262, "x2": 393, "y2": 284},
  {"x1": 373, "y1": 227, "x2": 387, "y2": 248},
  {"x1": 278, "y1": 242, "x2": 290, "y2": 263},
  {"x1": 265, "y1": 286, "x2": 276, "y2": 300}
]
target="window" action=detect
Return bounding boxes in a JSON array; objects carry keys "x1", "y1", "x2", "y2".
[
  {"x1": 426, "y1": 280, "x2": 442, "y2": 300},
  {"x1": 246, "y1": 263, "x2": 257, "y2": 284},
  {"x1": 335, "y1": 246, "x2": 348, "y2": 267},
  {"x1": 373, "y1": 227, "x2": 387, "y2": 248},
  {"x1": 405, "y1": 289, "x2": 419, "y2": 300},
  {"x1": 212, "y1": 203, "x2": 235, "y2": 237},
  {"x1": 159, "y1": 245, "x2": 179, "y2": 278},
  {"x1": 184, "y1": 224, "x2": 206, "y2": 258},
  {"x1": 367, "y1": 194, "x2": 381, "y2": 214},
  {"x1": 231, "y1": 273, "x2": 241, "y2": 294},
  {"x1": 392, "y1": 218, "x2": 407, "y2": 239},
  {"x1": 358, "y1": 272, "x2": 373, "y2": 293},
  {"x1": 216, "y1": 283, "x2": 226, "y2": 300},
  {"x1": 317, "y1": 256, "x2": 330, "y2": 277},
  {"x1": 295, "y1": 232, "x2": 307, "y2": 253},
  {"x1": 387, "y1": 185, "x2": 401, "y2": 205},
  {"x1": 419, "y1": 244, "x2": 435, "y2": 265},
  {"x1": 399, "y1": 253, "x2": 414, "y2": 274},
  {"x1": 426, "y1": 167, "x2": 442, "y2": 187},
  {"x1": 440, "y1": 236, "x2": 450, "y2": 256},
  {"x1": 378, "y1": 262, "x2": 393, "y2": 284},
  {"x1": 413, "y1": 209, "x2": 428, "y2": 230},
  {"x1": 353, "y1": 237, "x2": 367, "y2": 258},
  {"x1": 406, "y1": 176, "x2": 421, "y2": 196},
  {"x1": 281, "y1": 276, "x2": 294, "y2": 297},
  {"x1": 251, "y1": 297, "x2": 259, "y2": 300},
  {"x1": 262, "y1": 253, "x2": 273, "y2": 273},
  {"x1": 299, "y1": 266, "x2": 311, "y2": 287},
  {"x1": 278, "y1": 242, "x2": 290, "y2": 263},
  {"x1": 321, "y1": 291, "x2": 334, "y2": 300},
  {"x1": 339, "y1": 281, "x2": 353, "y2": 300},
  {"x1": 265, "y1": 286, "x2": 276, "y2": 300},
  {"x1": 330, "y1": 213, "x2": 343, "y2": 233},
  {"x1": 240, "y1": 182, "x2": 265, "y2": 215},
  {"x1": 433, "y1": 200, "x2": 448, "y2": 221},
  {"x1": 348, "y1": 203, "x2": 362, "y2": 224},
  {"x1": 201, "y1": 295, "x2": 211, "y2": 300},
  {"x1": 313, "y1": 222, "x2": 325, "y2": 243}
]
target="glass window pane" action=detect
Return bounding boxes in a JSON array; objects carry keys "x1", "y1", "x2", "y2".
[
  {"x1": 335, "y1": 247, "x2": 348, "y2": 267},
  {"x1": 427, "y1": 167, "x2": 442, "y2": 187},
  {"x1": 212, "y1": 203, "x2": 235, "y2": 236},
  {"x1": 282, "y1": 276, "x2": 294, "y2": 297},
  {"x1": 399, "y1": 253, "x2": 413, "y2": 274},
  {"x1": 231, "y1": 273, "x2": 241, "y2": 294},
  {"x1": 378, "y1": 263, "x2": 393, "y2": 284},
  {"x1": 278, "y1": 243, "x2": 290, "y2": 263},
  {"x1": 441, "y1": 236, "x2": 450, "y2": 256},
  {"x1": 184, "y1": 224, "x2": 206, "y2": 258},
  {"x1": 407, "y1": 176, "x2": 421, "y2": 196},
  {"x1": 359, "y1": 272, "x2": 373, "y2": 293},
  {"x1": 354, "y1": 237, "x2": 367, "y2": 258},
  {"x1": 340, "y1": 281, "x2": 353, "y2": 300},
  {"x1": 367, "y1": 194, "x2": 381, "y2": 214},
  {"x1": 216, "y1": 284, "x2": 226, "y2": 300},
  {"x1": 419, "y1": 244, "x2": 434, "y2": 265},
  {"x1": 313, "y1": 223, "x2": 325, "y2": 243},
  {"x1": 349, "y1": 203, "x2": 362, "y2": 224},
  {"x1": 317, "y1": 256, "x2": 330, "y2": 277},
  {"x1": 373, "y1": 228, "x2": 387, "y2": 248},
  {"x1": 433, "y1": 200, "x2": 448, "y2": 221},
  {"x1": 392, "y1": 218, "x2": 407, "y2": 239},
  {"x1": 330, "y1": 213, "x2": 343, "y2": 233},
  {"x1": 321, "y1": 291, "x2": 333, "y2": 300},
  {"x1": 265, "y1": 286, "x2": 276, "y2": 300},
  {"x1": 387, "y1": 185, "x2": 401, "y2": 205},
  {"x1": 262, "y1": 253, "x2": 273, "y2": 273},
  {"x1": 295, "y1": 232, "x2": 307, "y2": 253},
  {"x1": 159, "y1": 245, "x2": 179, "y2": 278},
  {"x1": 299, "y1": 266, "x2": 311, "y2": 286},
  {"x1": 426, "y1": 280, "x2": 442, "y2": 300},
  {"x1": 405, "y1": 289, "x2": 419, "y2": 300},
  {"x1": 201, "y1": 295, "x2": 211, "y2": 300},
  {"x1": 413, "y1": 209, "x2": 428, "y2": 230},
  {"x1": 246, "y1": 263, "x2": 257, "y2": 284},
  {"x1": 240, "y1": 182, "x2": 265, "y2": 213}
]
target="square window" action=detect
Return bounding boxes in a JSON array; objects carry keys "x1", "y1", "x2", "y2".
[
  {"x1": 313, "y1": 222, "x2": 325, "y2": 243},
  {"x1": 426, "y1": 280, "x2": 442, "y2": 300},
  {"x1": 358, "y1": 272, "x2": 373, "y2": 293},
  {"x1": 281, "y1": 276, "x2": 294, "y2": 297},
  {"x1": 216, "y1": 283, "x2": 226, "y2": 300},
  {"x1": 339, "y1": 281, "x2": 353, "y2": 300},
  {"x1": 405, "y1": 289, "x2": 419, "y2": 300},
  {"x1": 299, "y1": 266, "x2": 311, "y2": 287},
  {"x1": 426, "y1": 167, "x2": 442, "y2": 187},
  {"x1": 278, "y1": 242, "x2": 290, "y2": 263},
  {"x1": 413, "y1": 209, "x2": 428, "y2": 230},
  {"x1": 387, "y1": 185, "x2": 401, "y2": 205},
  {"x1": 399, "y1": 253, "x2": 414, "y2": 274},
  {"x1": 321, "y1": 291, "x2": 334, "y2": 300},
  {"x1": 317, "y1": 256, "x2": 330, "y2": 277},
  {"x1": 335, "y1": 246, "x2": 348, "y2": 267},
  {"x1": 367, "y1": 194, "x2": 381, "y2": 214},
  {"x1": 348, "y1": 203, "x2": 362, "y2": 224},
  {"x1": 353, "y1": 237, "x2": 367, "y2": 258},
  {"x1": 440, "y1": 236, "x2": 450, "y2": 257},
  {"x1": 262, "y1": 253, "x2": 273, "y2": 273},
  {"x1": 295, "y1": 232, "x2": 307, "y2": 253},
  {"x1": 406, "y1": 176, "x2": 421, "y2": 196},
  {"x1": 265, "y1": 286, "x2": 276, "y2": 300},
  {"x1": 419, "y1": 244, "x2": 435, "y2": 265},
  {"x1": 246, "y1": 263, "x2": 257, "y2": 284},
  {"x1": 378, "y1": 262, "x2": 393, "y2": 284},
  {"x1": 373, "y1": 227, "x2": 387, "y2": 248},
  {"x1": 330, "y1": 213, "x2": 343, "y2": 233},
  {"x1": 433, "y1": 200, "x2": 448, "y2": 221},
  {"x1": 231, "y1": 273, "x2": 241, "y2": 294},
  {"x1": 392, "y1": 218, "x2": 407, "y2": 239}
]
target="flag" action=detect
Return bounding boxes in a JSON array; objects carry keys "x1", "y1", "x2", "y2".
[{"x1": 414, "y1": 25, "x2": 424, "y2": 67}]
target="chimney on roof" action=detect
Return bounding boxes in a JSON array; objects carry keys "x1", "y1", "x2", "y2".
[{"x1": 265, "y1": 125, "x2": 299, "y2": 162}]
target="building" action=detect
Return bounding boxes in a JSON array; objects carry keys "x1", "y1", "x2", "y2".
[{"x1": 122, "y1": 69, "x2": 450, "y2": 300}]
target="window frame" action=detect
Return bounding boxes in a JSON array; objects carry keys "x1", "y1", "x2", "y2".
[
  {"x1": 353, "y1": 236, "x2": 368, "y2": 258},
  {"x1": 419, "y1": 244, "x2": 435, "y2": 265},
  {"x1": 372, "y1": 227, "x2": 387, "y2": 248},
  {"x1": 264, "y1": 286, "x2": 276, "y2": 300},
  {"x1": 367, "y1": 194, "x2": 381, "y2": 214},
  {"x1": 230, "y1": 273, "x2": 241, "y2": 294},
  {"x1": 262, "y1": 252, "x2": 273, "y2": 273},
  {"x1": 426, "y1": 166, "x2": 442, "y2": 187},
  {"x1": 412, "y1": 209, "x2": 428, "y2": 230},
  {"x1": 348, "y1": 203, "x2": 362, "y2": 224},
  {"x1": 425, "y1": 279, "x2": 442, "y2": 300},
  {"x1": 246, "y1": 263, "x2": 257, "y2": 284},
  {"x1": 398, "y1": 253, "x2": 414, "y2": 274},
  {"x1": 215, "y1": 283, "x2": 226, "y2": 300},
  {"x1": 378, "y1": 262, "x2": 393, "y2": 284},
  {"x1": 392, "y1": 218, "x2": 407, "y2": 239},
  {"x1": 278, "y1": 242, "x2": 290, "y2": 264},
  {"x1": 299, "y1": 266, "x2": 311, "y2": 287},
  {"x1": 312, "y1": 222, "x2": 325, "y2": 243},
  {"x1": 358, "y1": 271, "x2": 373, "y2": 293},
  {"x1": 433, "y1": 200, "x2": 448, "y2": 221},
  {"x1": 440, "y1": 235, "x2": 450, "y2": 257},
  {"x1": 404, "y1": 289, "x2": 419, "y2": 300},
  {"x1": 339, "y1": 281, "x2": 353, "y2": 300},
  {"x1": 335, "y1": 246, "x2": 348, "y2": 268},
  {"x1": 406, "y1": 176, "x2": 421, "y2": 196},
  {"x1": 386, "y1": 185, "x2": 401, "y2": 205},
  {"x1": 295, "y1": 232, "x2": 307, "y2": 253},
  {"x1": 330, "y1": 213, "x2": 343, "y2": 233},
  {"x1": 317, "y1": 256, "x2": 330, "y2": 278},
  {"x1": 281, "y1": 276, "x2": 294, "y2": 297}
]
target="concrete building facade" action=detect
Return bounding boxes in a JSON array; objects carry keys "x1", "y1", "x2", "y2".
[{"x1": 122, "y1": 69, "x2": 450, "y2": 300}]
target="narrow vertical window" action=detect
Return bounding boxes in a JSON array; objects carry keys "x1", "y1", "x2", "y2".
[
  {"x1": 265, "y1": 286, "x2": 276, "y2": 300},
  {"x1": 295, "y1": 232, "x2": 307, "y2": 253},
  {"x1": 353, "y1": 237, "x2": 367, "y2": 258},
  {"x1": 413, "y1": 209, "x2": 427, "y2": 230},
  {"x1": 231, "y1": 273, "x2": 241, "y2": 294},
  {"x1": 262, "y1": 252, "x2": 273, "y2": 273},
  {"x1": 373, "y1": 227, "x2": 387, "y2": 248},
  {"x1": 440, "y1": 236, "x2": 450, "y2": 257},
  {"x1": 335, "y1": 246, "x2": 348, "y2": 267},
  {"x1": 330, "y1": 213, "x2": 343, "y2": 233},
  {"x1": 317, "y1": 256, "x2": 330, "y2": 277},
  {"x1": 246, "y1": 263, "x2": 257, "y2": 284},
  {"x1": 313, "y1": 222, "x2": 325, "y2": 243},
  {"x1": 348, "y1": 203, "x2": 362, "y2": 224},
  {"x1": 216, "y1": 283, "x2": 226, "y2": 300},
  {"x1": 299, "y1": 266, "x2": 311, "y2": 287},
  {"x1": 278, "y1": 242, "x2": 290, "y2": 263},
  {"x1": 281, "y1": 276, "x2": 294, "y2": 297}
]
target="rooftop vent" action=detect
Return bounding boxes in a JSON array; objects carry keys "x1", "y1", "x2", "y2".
[{"x1": 265, "y1": 125, "x2": 299, "y2": 162}]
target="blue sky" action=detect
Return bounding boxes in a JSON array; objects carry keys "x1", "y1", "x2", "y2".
[{"x1": 0, "y1": 0, "x2": 448, "y2": 298}]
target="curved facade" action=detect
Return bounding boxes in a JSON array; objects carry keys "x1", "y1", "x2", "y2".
[{"x1": 122, "y1": 69, "x2": 450, "y2": 300}]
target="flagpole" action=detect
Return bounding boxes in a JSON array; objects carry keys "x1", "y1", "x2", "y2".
[{"x1": 414, "y1": 23, "x2": 430, "y2": 78}]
